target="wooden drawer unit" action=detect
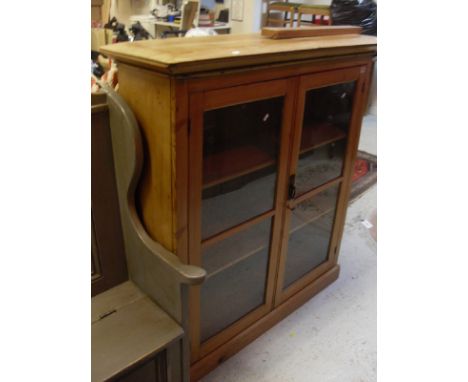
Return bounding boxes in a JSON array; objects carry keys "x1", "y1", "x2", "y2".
[{"x1": 101, "y1": 32, "x2": 377, "y2": 380}]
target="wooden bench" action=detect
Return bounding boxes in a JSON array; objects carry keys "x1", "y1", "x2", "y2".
[{"x1": 91, "y1": 87, "x2": 206, "y2": 382}]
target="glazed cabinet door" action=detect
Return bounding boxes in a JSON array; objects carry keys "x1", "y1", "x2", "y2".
[
  {"x1": 275, "y1": 66, "x2": 369, "y2": 305},
  {"x1": 188, "y1": 79, "x2": 295, "y2": 360}
]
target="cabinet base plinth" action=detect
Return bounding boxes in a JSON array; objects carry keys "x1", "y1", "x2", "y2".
[{"x1": 190, "y1": 264, "x2": 340, "y2": 381}]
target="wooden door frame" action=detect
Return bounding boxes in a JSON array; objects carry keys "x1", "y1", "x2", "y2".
[
  {"x1": 329, "y1": 61, "x2": 374, "y2": 263},
  {"x1": 187, "y1": 78, "x2": 297, "y2": 361},
  {"x1": 274, "y1": 65, "x2": 369, "y2": 306}
]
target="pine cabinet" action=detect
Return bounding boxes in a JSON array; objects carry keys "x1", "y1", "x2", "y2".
[{"x1": 102, "y1": 32, "x2": 377, "y2": 380}]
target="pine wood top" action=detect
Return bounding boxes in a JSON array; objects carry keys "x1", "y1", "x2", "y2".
[{"x1": 100, "y1": 33, "x2": 377, "y2": 75}]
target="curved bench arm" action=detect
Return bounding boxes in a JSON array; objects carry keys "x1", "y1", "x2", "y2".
[
  {"x1": 101, "y1": 85, "x2": 205, "y2": 323},
  {"x1": 135, "y1": 218, "x2": 206, "y2": 285}
]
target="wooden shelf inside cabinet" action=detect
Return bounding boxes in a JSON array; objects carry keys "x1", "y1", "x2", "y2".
[
  {"x1": 289, "y1": 189, "x2": 338, "y2": 235},
  {"x1": 203, "y1": 146, "x2": 275, "y2": 189},
  {"x1": 205, "y1": 244, "x2": 267, "y2": 280},
  {"x1": 300, "y1": 122, "x2": 347, "y2": 154},
  {"x1": 290, "y1": 206, "x2": 335, "y2": 235},
  {"x1": 202, "y1": 218, "x2": 273, "y2": 279}
]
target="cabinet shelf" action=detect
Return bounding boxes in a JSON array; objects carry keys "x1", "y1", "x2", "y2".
[
  {"x1": 289, "y1": 187, "x2": 338, "y2": 235},
  {"x1": 290, "y1": 207, "x2": 334, "y2": 235},
  {"x1": 203, "y1": 146, "x2": 275, "y2": 189},
  {"x1": 202, "y1": 218, "x2": 272, "y2": 279},
  {"x1": 205, "y1": 245, "x2": 267, "y2": 280},
  {"x1": 300, "y1": 122, "x2": 347, "y2": 154}
]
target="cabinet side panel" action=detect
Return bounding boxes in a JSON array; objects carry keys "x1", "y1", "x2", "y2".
[
  {"x1": 331, "y1": 62, "x2": 374, "y2": 262},
  {"x1": 118, "y1": 64, "x2": 175, "y2": 251}
]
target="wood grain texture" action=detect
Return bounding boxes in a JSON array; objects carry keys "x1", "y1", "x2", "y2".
[
  {"x1": 262, "y1": 26, "x2": 361, "y2": 39},
  {"x1": 118, "y1": 64, "x2": 175, "y2": 252},
  {"x1": 185, "y1": 54, "x2": 373, "y2": 91},
  {"x1": 100, "y1": 33, "x2": 376, "y2": 74},
  {"x1": 203, "y1": 79, "x2": 287, "y2": 111}
]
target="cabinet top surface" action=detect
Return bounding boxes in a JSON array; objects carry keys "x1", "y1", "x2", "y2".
[{"x1": 100, "y1": 33, "x2": 377, "y2": 75}]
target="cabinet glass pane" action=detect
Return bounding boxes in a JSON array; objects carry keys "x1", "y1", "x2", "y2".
[
  {"x1": 296, "y1": 82, "x2": 355, "y2": 195},
  {"x1": 283, "y1": 184, "x2": 340, "y2": 289},
  {"x1": 202, "y1": 97, "x2": 283, "y2": 239},
  {"x1": 296, "y1": 139, "x2": 346, "y2": 195},
  {"x1": 200, "y1": 219, "x2": 272, "y2": 342}
]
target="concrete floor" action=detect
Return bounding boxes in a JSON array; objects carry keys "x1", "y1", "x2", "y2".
[{"x1": 201, "y1": 115, "x2": 377, "y2": 382}]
